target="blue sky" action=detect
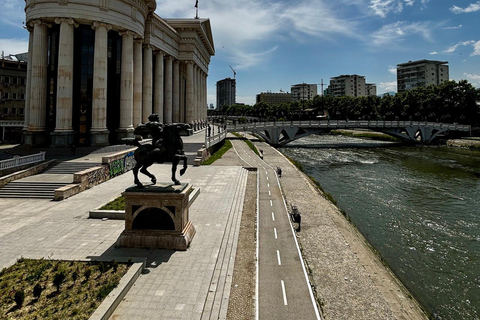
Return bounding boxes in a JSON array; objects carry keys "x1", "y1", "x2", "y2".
[{"x1": 1, "y1": 0, "x2": 479, "y2": 106}]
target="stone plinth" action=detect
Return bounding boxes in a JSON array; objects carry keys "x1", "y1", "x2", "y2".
[{"x1": 116, "y1": 183, "x2": 196, "y2": 250}]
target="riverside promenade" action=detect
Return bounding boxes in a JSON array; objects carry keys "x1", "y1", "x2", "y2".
[{"x1": 0, "y1": 130, "x2": 428, "y2": 319}]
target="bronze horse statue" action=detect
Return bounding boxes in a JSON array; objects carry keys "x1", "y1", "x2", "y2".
[{"x1": 126, "y1": 118, "x2": 190, "y2": 187}]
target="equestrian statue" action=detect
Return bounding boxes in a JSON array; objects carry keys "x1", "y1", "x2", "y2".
[{"x1": 124, "y1": 114, "x2": 190, "y2": 187}]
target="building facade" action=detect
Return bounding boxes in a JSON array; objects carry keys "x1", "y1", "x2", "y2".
[
  {"x1": 216, "y1": 78, "x2": 235, "y2": 110},
  {"x1": 365, "y1": 83, "x2": 377, "y2": 96},
  {"x1": 397, "y1": 60, "x2": 449, "y2": 93},
  {"x1": 291, "y1": 83, "x2": 317, "y2": 101},
  {"x1": 328, "y1": 75, "x2": 370, "y2": 97},
  {"x1": 24, "y1": 0, "x2": 215, "y2": 147},
  {"x1": 256, "y1": 92, "x2": 292, "y2": 106},
  {"x1": 0, "y1": 58, "x2": 27, "y2": 142}
]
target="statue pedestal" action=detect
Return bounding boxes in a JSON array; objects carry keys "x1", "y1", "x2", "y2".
[{"x1": 116, "y1": 183, "x2": 196, "y2": 250}]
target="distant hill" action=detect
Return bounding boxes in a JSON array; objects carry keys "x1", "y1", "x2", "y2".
[{"x1": 378, "y1": 92, "x2": 396, "y2": 97}]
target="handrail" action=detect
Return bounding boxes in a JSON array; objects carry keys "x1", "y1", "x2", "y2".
[{"x1": 0, "y1": 151, "x2": 46, "y2": 170}]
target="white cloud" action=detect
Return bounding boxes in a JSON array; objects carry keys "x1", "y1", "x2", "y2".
[
  {"x1": 0, "y1": 0, "x2": 26, "y2": 28},
  {"x1": 369, "y1": 0, "x2": 403, "y2": 18},
  {"x1": 388, "y1": 65, "x2": 397, "y2": 74},
  {"x1": 450, "y1": 1, "x2": 480, "y2": 14},
  {"x1": 463, "y1": 73, "x2": 480, "y2": 86},
  {"x1": 371, "y1": 21, "x2": 432, "y2": 46},
  {"x1": 379, "y1": 81, "x2": 397, "y2": 92},
  {"x1": 443, "y1": 40, "x2": 475, "y2": 53},
  {"x1": 0, "y1": 38, "x2": 29, "y2": 56},
  {"x1": 404, "y1": 0, "x2": 414, "y2": 6},
  {"x1": 442, "y1": 24, "x2": 462, "y2": 30},
  {"x1": 430, "y1": 51, "x2": 438, "y2": 55},
  {"x1": 472, "y1": 40, "x2": 480, "y2": 56},
  {"x1": 156, "y1": 0, "x2": 357, "y2": 70}
]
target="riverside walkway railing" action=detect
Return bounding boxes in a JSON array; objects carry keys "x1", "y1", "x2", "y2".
[
  {"x1": 0, "y1": 151, "x2": 46, "y2": 170},
  {"x1": 205, "y1": 126, "x2": 228, "y2": 149}
]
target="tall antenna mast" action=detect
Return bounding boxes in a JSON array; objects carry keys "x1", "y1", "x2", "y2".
[
  {"x1": 321, "y1": 78, "x2": 324, "y2": 96},
  {"x1": 194, "y1": 0, "x2": 199, "y2": 19}
]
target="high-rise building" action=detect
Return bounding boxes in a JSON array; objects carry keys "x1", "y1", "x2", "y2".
[
  {"x1": 397, "y1": 60, "x2": 449, "y2": 93},
  {"x1": 23, "y1": 0, "x2": 215, "y2": 147},
  {"x1": 0, "y1": 57, "x2": 27, "y2": 142},
  {"x1": 256, "y1": 92, "x2": 292, "y2": 106},
  {"x1": 328, "y1": 75, "x2": 372, "y2": 97},
  {"x1": 291, "y1": 83, "x2": 317, "y2": 101},
  {"x1": 216, "y1": 78, "x2": 236, "y2": 109}
]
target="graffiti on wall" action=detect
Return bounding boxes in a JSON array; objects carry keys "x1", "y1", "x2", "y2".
[
  {"x1": 86, "y1": 166, "x2": 110, "y2": 188},
  {"x1": 109, "y1": 151, "x2": 136, "y2": 178}
]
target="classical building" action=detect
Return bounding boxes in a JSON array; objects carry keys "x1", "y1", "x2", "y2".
[
  {"x1": 0, "y1": 57, "x2": 27, "y2": 142},
  {"x1": 216, "y1": 78, "x2": 235, "y2": 110},
  {"x1": 397, "y1": 60, "x2": 449, "y2": 93},
  {"x1": 328, "y1": 75, "x2": 376, "y2": 97},
  {"x1": 291, "y1": 83, "x2": 317, "y2": 101},
  {"x1": 256, "y1": 92, "x2": 292, "y2": 106},
  {"x1": 24, "y1": 0, "x2": 215, "y2": 147}
]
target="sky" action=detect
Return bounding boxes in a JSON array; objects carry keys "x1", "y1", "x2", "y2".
[{"x1": 1, "y1": 0, "x2": 479, "y2": 106}]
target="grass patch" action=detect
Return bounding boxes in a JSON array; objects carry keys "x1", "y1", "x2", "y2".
[
  {"x1": 202, "y1": 139, "x2": 233, "y2": 165},
  {"x1": 0, "y1": 258, "x2": 130, "y2": 320},
  {"x1": 232, "y1": 132, "x2": 259, "y2": 156},
  {"x1": 99, "y1": 196, "x2": 125, "y2": 211},
  {"x1": 331, "y1": 130, "x2": 400, "y2": 142}
]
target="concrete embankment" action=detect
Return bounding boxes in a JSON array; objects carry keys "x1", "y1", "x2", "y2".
[{"x1": 250, "y1": 138, "x2": 428, "y2": 320}]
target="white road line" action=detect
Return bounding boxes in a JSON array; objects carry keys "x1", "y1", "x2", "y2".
[
  {"x1": 277, "y1": 250, "x2": 282, "y2": 265},
  {"x1": 265, "y1": 170, "x2": 268, "y2": 175},
  {"x1": 268, "y1": 190, "x2": 271, "y2": 196},
  {"x1": 281, "y1": 280, "x2": 288, "y2": 305},
  {"x1": 274, "y1": 228, "x2": 277, "y2": 239},
  {"x1": 267, "y1": 183, "x2": 270, "y2": 188},
  {"x1": 271, "y1": 212, "x2": 275, "y2": 221},
  {"x1": 266, "y1": 176, "x2": 269, "y2": 181},
  {"x1": 270, "y1": 200, "x2": 273, "y2": 207}
]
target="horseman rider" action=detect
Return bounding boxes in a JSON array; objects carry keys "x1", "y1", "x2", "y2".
[{"x1": 145, "y1": 114, "x2": 165, "y2": 152}]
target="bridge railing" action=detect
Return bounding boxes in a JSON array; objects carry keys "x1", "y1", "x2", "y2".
[
  {"x1": 228, "y1": 120, "x2": 471, "y2": 131},
  {"x1": 0, "y1": 151, "x2": 46, "y2": 170},
  {"x1": 205, "y1": 128, "x2": 228, "y2": 149}
]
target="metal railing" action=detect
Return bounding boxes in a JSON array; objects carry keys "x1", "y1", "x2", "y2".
[{"x1": 0, "y1": 151, "x2": 46, "y2": 170}]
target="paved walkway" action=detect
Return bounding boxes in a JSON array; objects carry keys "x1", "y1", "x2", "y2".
[{"x1": 0, "y1": 130, "x2": 249, "y2": 320}]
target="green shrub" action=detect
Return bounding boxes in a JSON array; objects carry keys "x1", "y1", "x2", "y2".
[
  {"x1": 14, "y1": 289, "x2": 25, "y2": 308},
  {"x1": 53, "y1": 271, "x2": 66, "y2": 292},
  {"x1": 33, "y1": 283, "x2": 44, "y2": 299},
  {"x1": 84, "y1": 268, "x2": 91, "y2": 281},
  {"x1": 96, "y1": 280, "x2": 119, "y2": 301}
]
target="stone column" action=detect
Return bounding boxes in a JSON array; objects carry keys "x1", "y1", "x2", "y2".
[
  {"x1": 142, "y1": 45, "x2": 153, "y2": 123},
  {"x1": 164, "y1": 55, "x2": 173, "y2": 124},
  {"x1": 117, "y1": 30, "x2": 135, "y2": 140},
  {"x1": 25, "y1": 19, "x2": 50, "y2": 145},
  {"x1": 133, "y1": 38, "x2": 143, "y2": 127},
  {"x1": 90, "y1": 22, "x2": 111, "y2": 146},
  {"x1": 154, "y1": 50, "x2": 164, "y2": 122},
  {"x1": 193, "y1": 65, "x2": 198, "y2": 128},
  {"x1": 23, "y1": 27, "x2": 33, "y2": 132},
  {"x1": 186, "y1": 61, "x2": 194, "y2": 124},
  {"x1": 51, "y1": 18, "x2": 77, "y2": 147},
  {"x1": 173, "y1": 60, "x2": 180, "y2": 123}
]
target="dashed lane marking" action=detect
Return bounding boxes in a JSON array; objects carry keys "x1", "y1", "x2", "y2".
[
  {"x1": 281, "y1": 280, "x2": 288, "y2": 305},
  {"x1": 271, "y1": 212, "x2": 275, "y2": 221},
  {"x1": 274, "y1": 228, "x2": 278, "y2": 239},
  {"x1": 277, "y1": 250, "x2": 282, "y2": 265}
]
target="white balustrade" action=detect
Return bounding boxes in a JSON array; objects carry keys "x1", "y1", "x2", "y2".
[{"x1": 0, "y1": 151, "x2": 46, "y2": 170}]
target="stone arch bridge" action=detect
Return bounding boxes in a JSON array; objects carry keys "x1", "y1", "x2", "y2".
[{"x1": 226, "y1": 120, "x2": 471, "y2": 146}]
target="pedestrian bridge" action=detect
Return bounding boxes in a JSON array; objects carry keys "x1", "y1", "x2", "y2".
[{"x1": 225, "y1": 120, "x2": 471, "y2": 146}]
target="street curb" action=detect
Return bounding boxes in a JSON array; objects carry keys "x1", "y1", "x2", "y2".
[{"x1": 89, "y1": 261, "x2": 145, "y2": 320}]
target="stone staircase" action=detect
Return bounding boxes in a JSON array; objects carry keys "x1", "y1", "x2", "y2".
[
  {"x1": 0, "y1": 161, "x2": 101, "y2": 199},
  {"x1": 0, "y1": 181, "x2": 67, "y2": 199}
]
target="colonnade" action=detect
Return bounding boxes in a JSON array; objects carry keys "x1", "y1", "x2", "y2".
[{"x1": 24, "y1": 18, "x2": 209, "y2": 147}]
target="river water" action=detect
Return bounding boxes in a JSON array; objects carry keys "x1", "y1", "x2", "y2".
[{"x1": 279, "y1": 135, "x2": 480, "y2": 320}]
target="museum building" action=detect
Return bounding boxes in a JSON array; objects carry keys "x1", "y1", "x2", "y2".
[{"x1": 24, "y1": 0, "x2": 215, "y2": 147}]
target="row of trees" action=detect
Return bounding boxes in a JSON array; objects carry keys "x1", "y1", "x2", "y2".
[{"x1": 210, "y1": 80, "x2": 480, "y2": 127}]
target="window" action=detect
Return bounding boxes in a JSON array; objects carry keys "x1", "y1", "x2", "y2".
[
  {"x1": 3, "y1": 107, "x2": 8, "y2": 115},
  {"x1": 20, "y1": 93, "x2": 25, "y2": 100},
  {"x1": 13, "y1": 77, "x2": 18, "y2": 85},
  {"x1": 4, "y1": 76, "x2": 9, "y2": 84},
  {"x1": 12, "y1": 93, "x2": 17, "y2": 100},
  {"x1": 12, "y1": 108, "x2": 17, "y2": 115},
  {"x1": 3, "y1": 92, "x2": 8, "y2": 100}
]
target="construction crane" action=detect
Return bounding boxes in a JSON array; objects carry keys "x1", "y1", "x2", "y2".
[{"x1": 229, "y1": 65, "x2": 236, "y2": 79}]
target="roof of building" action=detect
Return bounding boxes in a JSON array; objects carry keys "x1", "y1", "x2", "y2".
[{"x1": 397, "y1": 59, "x2": 448, "y2": 67}]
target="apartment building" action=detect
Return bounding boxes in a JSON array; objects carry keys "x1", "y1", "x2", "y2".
[
  {"x1": 397, "y1": 60, "x2": 449, "y2": 93},
  {"x1": 328, "y1": 74, "x2": 370, "y2": 97},
  {"x1": 291, "y1": 83, "x2": 317, "y2": 101}
]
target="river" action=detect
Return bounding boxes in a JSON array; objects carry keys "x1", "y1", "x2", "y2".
[{"x1": 279, "y1": 134, "x2": 480, "y2": 320}]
